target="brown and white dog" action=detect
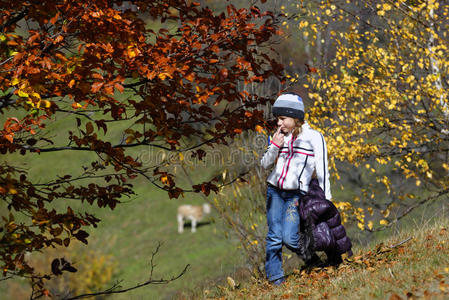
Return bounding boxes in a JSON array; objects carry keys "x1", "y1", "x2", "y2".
[{"x1": 177, "y1": 203, "x2": 211, "y2": 233}]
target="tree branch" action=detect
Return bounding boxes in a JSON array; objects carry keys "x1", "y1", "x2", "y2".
[
  {"x1": 26, "y1": 242, "x2": 189, "y2": 300},
  {"x1": 369, "y1": 187, "x2": 449, "y2": 232},
  {"x1": 56, "y1": 242, "x2": 190, "y2": 300},
  {"x1": 58, "y1": 264, "x2": 189, "y2": 300},
  {"x1": 0, "y1": 8, "x2": 29, "y2": 32}
]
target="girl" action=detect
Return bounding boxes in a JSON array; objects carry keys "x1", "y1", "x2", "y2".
[{"x1": 260, "y1": 93, "x2": 332, "y2": 285}]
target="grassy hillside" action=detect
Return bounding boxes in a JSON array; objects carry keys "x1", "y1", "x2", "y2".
[
  {"x1": 0, "y1": 109, "x2": 244, "y2": 299},
  {"x1": 0, "y1": 173, "x2": 244, "y2": 300},
  {"x1": 205, "y1": 216, "x2": 449, "y2": 300}
]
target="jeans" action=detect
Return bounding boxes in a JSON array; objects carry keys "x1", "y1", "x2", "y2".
[{"x1": 265, "y1": 186, "x2": 302, "y2": 282}]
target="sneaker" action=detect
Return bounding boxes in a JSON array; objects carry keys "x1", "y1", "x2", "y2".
[{"x1": 271, "y1": 277, "x2": 285, "y2": 286}]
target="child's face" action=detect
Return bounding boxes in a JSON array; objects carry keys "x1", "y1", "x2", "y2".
[{"x1": 277, "y1": 116, "x2": 296, "y2": 134}]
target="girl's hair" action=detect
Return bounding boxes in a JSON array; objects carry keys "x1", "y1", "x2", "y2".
[{"x1": 292, "y1": 118, "x2": 304, "y2": 137}]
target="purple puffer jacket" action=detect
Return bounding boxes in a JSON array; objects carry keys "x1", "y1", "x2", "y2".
[{"x1": 297, "y1": 178, "x2": 353, "y2": 259}]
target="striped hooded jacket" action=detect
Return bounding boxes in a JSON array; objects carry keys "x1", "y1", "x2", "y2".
[{"x1": 260, "y1": 122, "x2": 332, "y2": 200}]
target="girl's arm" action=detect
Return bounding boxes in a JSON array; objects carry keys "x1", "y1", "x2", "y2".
[
  {"x1": 311, "y1": 131, "x2": 332, "y2": 200},
  {"x1": 260, "y1": 136, "x2": 281, "y2": 169}
]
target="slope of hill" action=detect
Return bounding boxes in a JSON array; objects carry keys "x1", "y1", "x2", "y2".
[{"x1": 206, "y1": 217, "x2": 449, "y2": 300}]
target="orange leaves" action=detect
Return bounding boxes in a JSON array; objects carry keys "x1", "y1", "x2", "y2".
[
  {"x1": 210, "y1": 45, "x2": 220, "y2": 53},
  {"x1": 219, "y1": 68, "x2": 229, "y2": 78},
  {"x1": 157, "y1": 72, "x2": 173, "y2": 81},
  {"x1": 255, "y1": 125, "x2": 265, "y2": 133},
  {"x1": 126, "y1": 45, "x2": 141, "y2": 58},
  {"x1": 114, "y1": 82, "x2": 124, "y2": 93},
  {"x1": 71, "y1": 102, "x2": 84, "y2": 109},
  {"x1": 0, "y1": 1, "x2": 284, "y2": 290},
  {"x1": 53, "y1": 35, "x2": 64, "y2": 44},
  {"x1": 91, "y1": 81, "x2": 104, "y2": 93},
  {"x1": 49, "y1": 12, "x2": 60, "y2": 25},
  {"x1": 2, "y1": 118, "x2": 20, "y2": 143}
]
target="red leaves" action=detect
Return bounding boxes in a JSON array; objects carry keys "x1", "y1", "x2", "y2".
[{"x1": 192, "y1": 182, "x2": 219, "y2": 196}]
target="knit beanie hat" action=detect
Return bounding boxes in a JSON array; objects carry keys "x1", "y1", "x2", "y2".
[{"x1": 272, "y1": 93, "x2": 304, "y2": 120}]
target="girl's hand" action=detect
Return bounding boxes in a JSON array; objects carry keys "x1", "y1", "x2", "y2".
[{"x1": 271, "y1": 127, "x2": 285, "y2": 147}]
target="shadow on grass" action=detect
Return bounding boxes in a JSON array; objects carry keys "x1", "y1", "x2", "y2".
[{"x1": 180, "y1": 220, "x2": 213, "y2": 232}]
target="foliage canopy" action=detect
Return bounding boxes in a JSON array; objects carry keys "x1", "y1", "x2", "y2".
[{"x1": 0, "y1": 0, "x2": 283, "y2": 293}]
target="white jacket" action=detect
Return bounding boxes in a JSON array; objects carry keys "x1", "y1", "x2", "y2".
[{"x1": 260, "y1": 122, "x2": 332, "y2": 200}]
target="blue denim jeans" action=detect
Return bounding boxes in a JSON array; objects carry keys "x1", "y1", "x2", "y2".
[{"x1": 265, "y1": 186, "x2": 302, "y2": 282}]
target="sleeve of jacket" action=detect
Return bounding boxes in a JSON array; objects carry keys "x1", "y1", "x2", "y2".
[
  {"x1": 260, "y1": 136, "x2": 280, "y2": 169},
  {"x1": 311, "y1": 131, "x2": 332, "y2": 200}
]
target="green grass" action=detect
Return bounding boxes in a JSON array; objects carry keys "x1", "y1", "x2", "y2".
[
  {"x1": 0, "y1": 107, "x2": 243, "y2": 299},
  {"x1": 0, "y1": 171, "x2": 243, "y2": 300}
]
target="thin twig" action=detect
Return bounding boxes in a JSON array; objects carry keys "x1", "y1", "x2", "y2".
[
  {"x1": 59, "y1": 265, "x2": 189, "y2": 300},
  {"x1": 389, "y1": 236, "x2": 413, "y2": 249}
]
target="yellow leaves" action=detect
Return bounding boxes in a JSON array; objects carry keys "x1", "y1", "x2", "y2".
[
  {"x1": 406, "y1": 75, "x2": 415, "y2": 84},
  {"x1": 17, "y1": 90, "x2": 29, "y2": 98},
  {"x1": 376, "y1": 157, "x2": 388, "y2": 165},
  {"x1": 160, "y1": 175, "x2": 169, "y2": 185},
  {"x1": 126, "y1": 45, "x2": 140, "y2": 58},
  {"x1": 380, "y1": 219, "x2": 389, "y2": 225},
  {"x1": 11, "y1": 78, "x2": 20, "y2": 86},
  {"x1": 334, "y1": 201, "x2": 352, "y2": 210},
  {"x1": 381, "y1": 3, "x2": 392, "y2": 11},
  {"x1": 288, "y1": 1, "x2": 449, "y2": 226},
  {"x1": 72, "y1": 102, "x2": 83, "y2": 109},
  {"x1": 299, "y1": 20, "x2": 309, "y2": 28},
  {"x1": 35, "y1": 100, "x2": 51, "y2": 108},
  {"x1": 125, "y1": 135, "x2": 135, "y2": 144},
  {"x1": 357, "y1": 222, "x2": 365, "y2": 231},
  {"x1": 158, "y1": 72, "x2": 173, "y2": 81},
  {"x1": 227, "y1": 276, "x2": 238, "y2": 290}
]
